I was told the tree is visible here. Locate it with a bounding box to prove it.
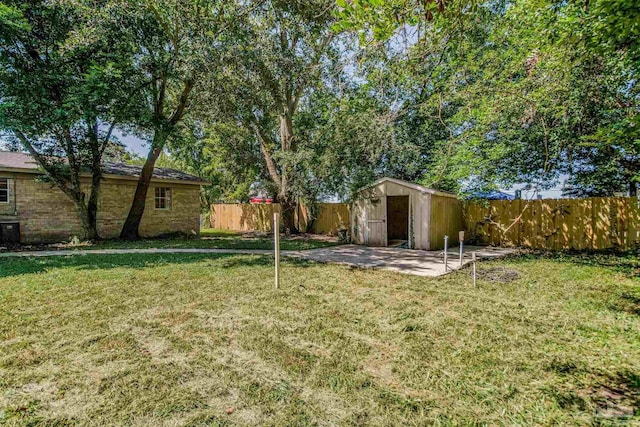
[428,0,640,197]
[158,120,263,207]
[212,0,337,232]
[334,0,470,41]
[117,0,252,240]
[0,1,138,239]
[334,0,639,198]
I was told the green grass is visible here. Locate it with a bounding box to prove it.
[15,229,339,252]
[0,252,639,425]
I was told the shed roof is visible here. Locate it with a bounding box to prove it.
[357,177,458,199]
[0,151,207,185]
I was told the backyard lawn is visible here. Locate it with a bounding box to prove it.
[1,229,338,252]
[0,252,638,425]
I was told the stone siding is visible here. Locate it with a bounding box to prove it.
[0,172,201,243]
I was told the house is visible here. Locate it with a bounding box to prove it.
[351,177,464,250]
[0,151,206,243]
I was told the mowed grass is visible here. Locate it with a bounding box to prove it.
[7,229,338,252]
[0,252,639,426]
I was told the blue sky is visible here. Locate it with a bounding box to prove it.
[115,130,148,157]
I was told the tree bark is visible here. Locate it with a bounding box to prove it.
[85,152,103,240]
[277,112,298,234]
[630,181,637,197]
[119,144,164,240]
[279,196,297,235]
[120,79,193,240]
[74,199,100,240]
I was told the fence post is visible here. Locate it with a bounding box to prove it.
[274,212,280,289]
[444,235,449,272]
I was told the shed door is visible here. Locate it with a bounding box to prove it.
[365,196,387,246]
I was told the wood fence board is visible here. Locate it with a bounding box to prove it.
[592,198,610,249]
[626,198,640,249]
[215,197,639,250]
[504,199,521,246]
[520,200,536,248]
[211,203,350,235]
[571,199,593,250]
[465,196,638,251]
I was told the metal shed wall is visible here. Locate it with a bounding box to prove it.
[351,179,434,250]
[428,194,464,250]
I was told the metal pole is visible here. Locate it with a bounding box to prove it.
[472,252,477,287]
[444,235,449,272]
[274,212,280,289]
[459,230,465,266]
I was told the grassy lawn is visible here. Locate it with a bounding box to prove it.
[4,229,338,252]
[0,252,639,426]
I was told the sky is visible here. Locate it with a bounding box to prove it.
[115,129,148,157]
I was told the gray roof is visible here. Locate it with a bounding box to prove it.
[0,151,38,170]
[0,151,207,184]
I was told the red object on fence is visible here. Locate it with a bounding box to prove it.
[250,197,273,204]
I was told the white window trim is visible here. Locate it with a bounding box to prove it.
[154,187,172,211]
[0,178,9,204]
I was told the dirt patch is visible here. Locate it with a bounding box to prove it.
[130,326,189,365]
[580,385,638,420]
[473,267,521,283]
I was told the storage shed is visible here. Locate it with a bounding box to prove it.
[351,177,464,250]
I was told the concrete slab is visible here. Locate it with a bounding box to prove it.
[287,245,517,277]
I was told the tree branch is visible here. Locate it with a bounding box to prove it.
[12,129,79,201]
[250,121,282,191]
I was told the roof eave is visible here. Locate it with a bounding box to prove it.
[0,166,207,186]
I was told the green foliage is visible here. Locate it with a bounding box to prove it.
[346,0,639,197]
[334,0,474,42]
[190,1,339,208]
[0,0,141,238]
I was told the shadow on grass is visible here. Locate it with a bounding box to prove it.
[0,252,315,279]
[508,250,640,276]
[544,362,640,417]
[218,255,313,269]
[486,251,640,317]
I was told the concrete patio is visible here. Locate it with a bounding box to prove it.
[289,244,518,277]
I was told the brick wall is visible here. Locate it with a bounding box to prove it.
[0,172,201,243]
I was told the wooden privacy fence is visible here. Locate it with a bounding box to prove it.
[465,197,640,250]
[211,203,351,235]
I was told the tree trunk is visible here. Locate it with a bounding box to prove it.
[75,201,100,241]
[85,154,103,240]
[279,196,298,235]
[120,145,163,240]
[277,112,299,234]
[630,181,637,197]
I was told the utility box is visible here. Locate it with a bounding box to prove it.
[0,222,20,244]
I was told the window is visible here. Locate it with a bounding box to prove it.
[154,187,171,210]
[0,179,8,203]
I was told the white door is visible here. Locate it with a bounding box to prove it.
[365,196,387,246]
